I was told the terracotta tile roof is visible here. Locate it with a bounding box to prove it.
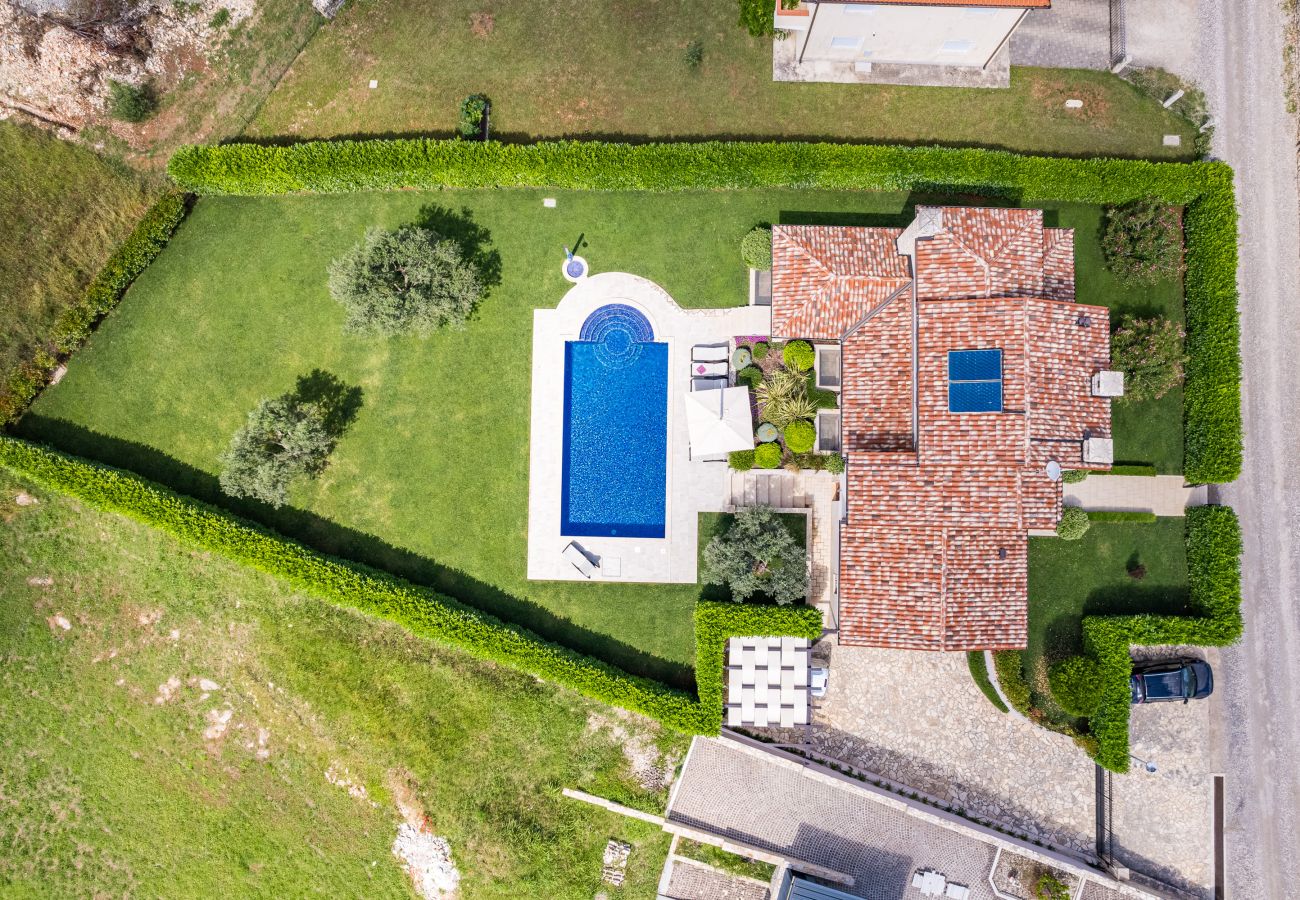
[770,226,911,341]
[802,206,1114,651]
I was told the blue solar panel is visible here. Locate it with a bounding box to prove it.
[948,349,1002,381]
[949,380,1003,412]
[948,348,1003,413]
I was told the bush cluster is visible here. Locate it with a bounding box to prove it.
[736,0,774,36]
[1083,505,1242,771]
[740,225,773,270]
[823,453,845,475]
[0,435,824,736]
[1,191,190,424]
[1060,469,1088,484]
[783,339,814,373]
[163,137,1239,483]
[754,442,782,469]
[108,80,157,122]
[1056,507,1091,540]
[1047,656,1103,717]
[728,449,755,471]
[782,419,815,453]
[736,365,764,389]
[458,94,489,139]
[1102,199,1185,284]
[1110,315,1188,403]
[751,341,769,361]
[992,651,1032,715]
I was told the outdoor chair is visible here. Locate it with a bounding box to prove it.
[945,884,971,900]
[691,343,729,363]
[562,541,598,578]
[691,361,727,378]
[691,376,727,392]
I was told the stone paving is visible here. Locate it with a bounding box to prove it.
[808,645,1215,897]
[1064,475,1209,517]
[1010,0,1117,69]
[661,858,770,900]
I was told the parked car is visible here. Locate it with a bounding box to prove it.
[810,666,829,699]
[1130,657,1214,704]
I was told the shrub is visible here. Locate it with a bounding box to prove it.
[162,137,1240,483]
[2,191,190,425]
[107,80,157,122]
[733,346,752,369]
[754,442,782,469]
[783,340,814,372]
[728,449,755,471]
[701,506,809,605]
[967,652,1009,713]
[824,453,845,475]
[1104,463,1159,476]
[992,651,1032,715]
[1048,656,1103,717]
[782,419,815,453]
[684,39,704,71]
[209,7,230,27]
[1056,507,1091,541]
[458,94,489,139]
[219,393,335,507]
[752,341,769,361]
[755,423,778,443]
[328,226,483,336]
[1111,315,1188,403]
[736,365,764,389]
[1061,469,1088,484]
[1103,199,1185,284]
[737,0,774,37]
[740,225,773,270]
[1036,873,1071,900]
[763,394,816,428]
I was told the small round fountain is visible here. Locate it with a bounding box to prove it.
[561,246,589,283]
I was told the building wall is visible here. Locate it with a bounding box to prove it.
[798,3,1023,68]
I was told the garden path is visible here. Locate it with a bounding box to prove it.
[1064,475,1208,517]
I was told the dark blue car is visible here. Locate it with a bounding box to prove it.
[1130,657,1214,704]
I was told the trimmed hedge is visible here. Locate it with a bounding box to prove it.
[1087,510,1158,523]
[2,191,190,424]
[1083,505,1242,771]
[165,138,1239,484]
[1100,464,1159,477]
[0,435,822,735]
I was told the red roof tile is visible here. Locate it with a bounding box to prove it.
[771,207,1115,651]
[771,226,912,341]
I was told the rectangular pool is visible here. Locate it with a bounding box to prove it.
[561,340,668,538]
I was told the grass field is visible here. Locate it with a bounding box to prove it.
[248,0,1196,159]
[0,470,679,898]
[1025,519,1189,723]
[0,122,156,380]
[18,189,1185,680]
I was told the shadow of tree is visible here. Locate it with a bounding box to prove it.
[415,204,503,289]
[290,368,364,440]
[15,416,695,688]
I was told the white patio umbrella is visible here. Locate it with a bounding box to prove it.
[684,386,755,458]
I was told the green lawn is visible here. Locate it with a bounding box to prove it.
[0,470,679,898]
[1025,519,1190,722]
[18,189,1183,680]
[0,121,156,380]
[248,0,1196,160]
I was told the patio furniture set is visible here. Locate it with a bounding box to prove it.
[912,869,970,898]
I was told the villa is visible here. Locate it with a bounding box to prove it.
[771,206,1119,650]
[527,205,1121,655]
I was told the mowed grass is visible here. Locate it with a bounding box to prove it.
[248,0,1196,159]
[0,121,155,377]
[0,471,680,898]
[19,190,1183,678]
[1025,519,1189,722]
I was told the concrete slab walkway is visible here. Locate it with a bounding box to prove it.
[1063,475,1209,516]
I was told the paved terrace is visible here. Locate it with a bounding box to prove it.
[527,272,769,584]
[1064,475,1208,517]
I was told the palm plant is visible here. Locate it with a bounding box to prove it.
[762,394,816,427]
[754,368,800,408]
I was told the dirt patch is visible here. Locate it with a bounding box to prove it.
[46,613,72,632]
[469,11,493,37]
[202,706,232,740]
[392,824,460,900]
[15,491,38,506]
[586,709,678,793]
[154,675,181,704]
[27,575,54,586]
[1029,78,1114,126]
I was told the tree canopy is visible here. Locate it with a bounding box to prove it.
[702,506,808,605]
[219,394,334,507]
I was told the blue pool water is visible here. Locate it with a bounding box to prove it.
[562,305,667,538]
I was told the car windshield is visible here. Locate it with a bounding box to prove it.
[1144,670,1185,700]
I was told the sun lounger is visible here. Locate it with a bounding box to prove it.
[691,376,727,392]
[690,361,728,377]
[692,344,729,363]
[562,541,598,578]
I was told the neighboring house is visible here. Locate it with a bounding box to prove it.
[773,0,1050,88]
[770,207,1121,650]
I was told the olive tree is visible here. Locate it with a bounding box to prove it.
[702,505,808,605]
[327,226,483,336]
[219,395,334,507]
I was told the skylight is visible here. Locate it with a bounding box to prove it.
[948,349,1003,413]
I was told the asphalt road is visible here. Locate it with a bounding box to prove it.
[1192,2,1300,898]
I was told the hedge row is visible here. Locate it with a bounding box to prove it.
[165,139,1241,483]
[1083,505,1243,771]
[0,435,821,734]
[1087,510,1158,523]
[1,191,190,424]
[1100,464,1159,477]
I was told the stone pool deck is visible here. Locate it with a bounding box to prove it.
[526,271,770,584]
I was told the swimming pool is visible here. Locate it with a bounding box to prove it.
[561,304,668,538]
